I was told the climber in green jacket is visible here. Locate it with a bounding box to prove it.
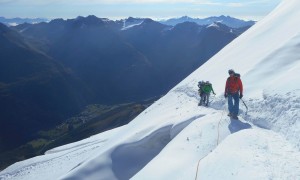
[199,81,216,106]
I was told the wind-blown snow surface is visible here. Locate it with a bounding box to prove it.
[1,0,300,179]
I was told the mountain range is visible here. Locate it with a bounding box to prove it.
[159,15,256,28]
[0,15,251,169]
[0,17,48,26]
[0,15,254,29]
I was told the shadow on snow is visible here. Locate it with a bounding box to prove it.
[110,115,204,180]
[228,119,252,134]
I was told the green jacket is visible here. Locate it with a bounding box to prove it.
[201,83,215,94]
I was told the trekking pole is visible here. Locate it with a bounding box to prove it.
[241,98,248,115]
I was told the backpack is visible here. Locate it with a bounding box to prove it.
[201,83,212,94]
[234,73,241,78]
[228,73,241,82]
[198,81,205,95]
[226,73,241,93]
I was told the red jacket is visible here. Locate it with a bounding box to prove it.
[225,76,243,95]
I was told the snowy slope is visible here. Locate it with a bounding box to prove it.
[1,0,300,179]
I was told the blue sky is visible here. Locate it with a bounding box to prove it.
[0,0,281,20]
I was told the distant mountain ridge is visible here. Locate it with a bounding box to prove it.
[0,17,48,26]
[0,15,254,28]
[159,15,256,28]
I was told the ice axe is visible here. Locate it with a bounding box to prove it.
[241,98,248,115]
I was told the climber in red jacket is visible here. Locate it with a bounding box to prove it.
[224,69,243,119]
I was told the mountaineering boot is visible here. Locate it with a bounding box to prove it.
[231,114,239,120]
[227,113,232,117]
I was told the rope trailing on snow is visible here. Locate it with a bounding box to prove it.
[217,105,227,145]
[195,156,204,180]
[195,104,228,180]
